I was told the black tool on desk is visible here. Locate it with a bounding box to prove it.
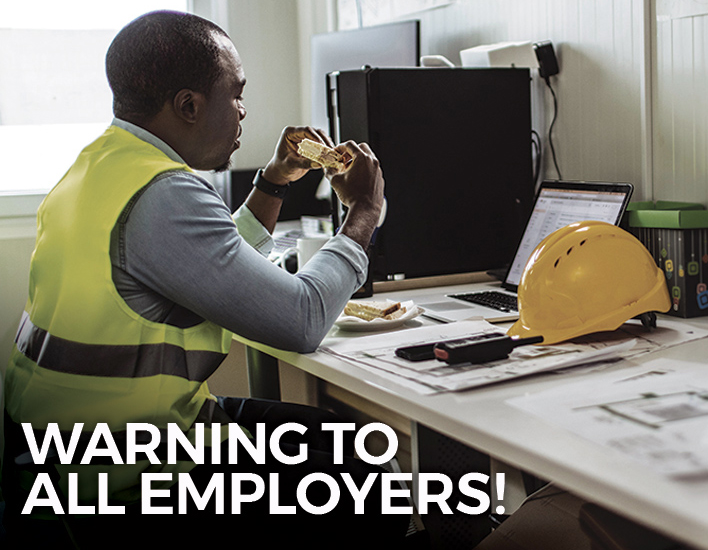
[395,342,440,362]
[395,331,509,362]
[433,334,544,365]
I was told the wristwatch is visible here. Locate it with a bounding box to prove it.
[253,169,290,198]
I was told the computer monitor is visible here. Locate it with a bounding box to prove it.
[328,67,535,281]
[310,20,420,131]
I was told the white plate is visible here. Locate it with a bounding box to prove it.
[334,300,424,332]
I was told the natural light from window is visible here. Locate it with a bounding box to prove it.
[0,0,189,196]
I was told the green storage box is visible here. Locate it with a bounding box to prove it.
[628,201,708,318]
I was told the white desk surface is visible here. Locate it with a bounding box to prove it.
[234,281,708,549]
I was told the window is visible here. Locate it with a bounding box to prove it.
[0,0,190,197]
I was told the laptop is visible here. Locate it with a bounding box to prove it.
[418,180,634,323]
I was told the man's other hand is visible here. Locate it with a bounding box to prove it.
[328,141,385,250]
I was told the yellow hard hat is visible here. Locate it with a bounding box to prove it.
[507,220,671,345]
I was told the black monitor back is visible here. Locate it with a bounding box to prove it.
[328,68,534,281]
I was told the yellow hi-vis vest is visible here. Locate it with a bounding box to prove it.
[4,125,233,502]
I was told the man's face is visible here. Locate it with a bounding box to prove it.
[194,34,247,172]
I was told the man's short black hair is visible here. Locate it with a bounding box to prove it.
[106,10,230,122]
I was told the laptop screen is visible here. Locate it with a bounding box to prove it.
[503,181,634,290]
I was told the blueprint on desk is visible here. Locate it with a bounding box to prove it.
[509,357,708,478]
[320,318,708,395]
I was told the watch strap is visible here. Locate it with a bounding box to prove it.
[253,169,289,198]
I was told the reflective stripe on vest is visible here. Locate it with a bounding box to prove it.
[4,127,234,501]
[15,311,226,380]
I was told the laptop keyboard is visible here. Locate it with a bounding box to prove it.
[449,291,518,313]
[272,230,303,253]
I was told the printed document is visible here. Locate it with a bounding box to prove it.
[509,358,708,478]
[320,318,707,394]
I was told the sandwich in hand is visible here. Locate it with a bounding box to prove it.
[343,300,406,321]
[298,138,346,172]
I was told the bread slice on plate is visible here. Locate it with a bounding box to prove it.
[343,300,406,321]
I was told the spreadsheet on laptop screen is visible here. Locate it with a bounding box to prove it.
[505,186,630,287]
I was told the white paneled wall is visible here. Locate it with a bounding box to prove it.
[333,0,707,205]
[654,9,708,203]
[355,0,651,197]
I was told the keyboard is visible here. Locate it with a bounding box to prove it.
[272,229,303,253]
[449,291,518,313]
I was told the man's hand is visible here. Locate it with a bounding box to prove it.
[262,126,335,185]
[327,141,385,250]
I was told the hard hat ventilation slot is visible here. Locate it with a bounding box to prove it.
[566,247,573,255]
[554,258,560,268]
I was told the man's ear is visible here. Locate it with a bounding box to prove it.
[173,88,205,123]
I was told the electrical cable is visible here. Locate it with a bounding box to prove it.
[544,76,562,180]
[531,129,542,188]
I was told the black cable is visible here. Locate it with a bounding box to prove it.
[544,76,562,180]
[531,129,542,187]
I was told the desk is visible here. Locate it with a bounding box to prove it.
[234,281,708,550]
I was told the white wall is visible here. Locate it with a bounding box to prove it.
[220,0,331,170]
[653,2,708,203]
[334,0,706,205]
[347,0,652,199]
